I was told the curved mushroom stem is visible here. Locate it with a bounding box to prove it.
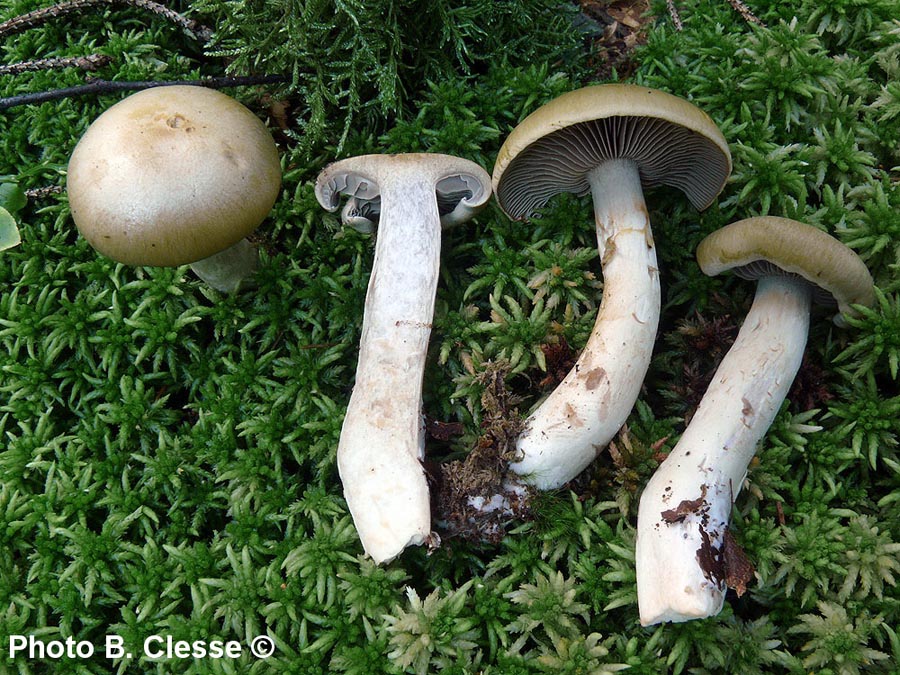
[636,274,811,625]
[511,158,660,489]
[189,237,258,293]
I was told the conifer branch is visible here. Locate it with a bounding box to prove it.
[727,0,765,27]
[0,0,213,43]
[0,53,112,76]
[23,185,64,200]
[666,0,684,31]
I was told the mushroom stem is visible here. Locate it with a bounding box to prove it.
[511,158,661,489]
[636,274,811,625]
[338,177,440,563]
[188,237,259,293]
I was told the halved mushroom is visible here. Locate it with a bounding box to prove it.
[315,153,492,563]
[492,84,731,489]
[67,85,282,293]
[635,216,875,625]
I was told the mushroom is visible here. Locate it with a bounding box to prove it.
[67,85,282,293]
[492,84,731,489]
[315,153,492,563]
[635,216,875,625]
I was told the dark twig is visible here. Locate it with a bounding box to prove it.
[24,185,64,200]
[0,74,289,110]
[666,0,683,31]
[727,0,765,27]
[0,0,213,43]
[666,0,764,30]
[0,53,112,76]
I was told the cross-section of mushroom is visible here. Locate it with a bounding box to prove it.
[635,216,875,625]
[492,84,731,489]
[315,153,492,563]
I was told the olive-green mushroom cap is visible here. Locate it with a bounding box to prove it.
[67,85,281,267]
[492,84,732,220]
[696,216,875,318]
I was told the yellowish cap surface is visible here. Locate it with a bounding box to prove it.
[697,216,875,317]
[68,85,281,266]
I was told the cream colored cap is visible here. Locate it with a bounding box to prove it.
[697,216,875,318]
[492,84,731,220]
[67,85,281,266]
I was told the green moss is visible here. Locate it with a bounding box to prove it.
[1,0,899,673]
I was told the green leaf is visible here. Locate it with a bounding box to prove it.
[0,207,21,251]
[0,183,27,214]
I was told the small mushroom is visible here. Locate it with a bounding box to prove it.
[635,216,875,625]
[315,153,492,563]
[67,85,282,293]
[492,84,731,489]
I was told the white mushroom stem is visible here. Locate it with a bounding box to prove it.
[337,173,442,564]
[636,274,812,625]
[511,158,660,489]
[189,238,259,293]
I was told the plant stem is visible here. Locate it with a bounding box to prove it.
[0,74,288,110]
[0,54,112,76]
[0,0,212,42]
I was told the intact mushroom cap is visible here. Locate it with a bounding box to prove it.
[492,84,732,220]
[696,216,876,318]
[67,85,281,267]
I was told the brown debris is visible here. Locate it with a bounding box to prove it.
[660,484,708,523]
[436,363,531,543]
[788,354,834,411]
[696,525,726,585]
[538,338,577,389]
[667,310,740,419]
[775,500,786,526]
[695,525,756,596]
[579,0,653,80]
[722,530,756,597]
[426,417,466,442]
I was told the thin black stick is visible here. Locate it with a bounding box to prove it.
[0,0,212,42]
[0,74,289,110]
[0,53,112,76]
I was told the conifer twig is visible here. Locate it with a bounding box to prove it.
[24,185,64,200]
[0,54,112,76]
[0,0,212,43]
[665,1,763,30]
[666,0,683,31]
[0,74,289,110]
[727,0,764,27]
